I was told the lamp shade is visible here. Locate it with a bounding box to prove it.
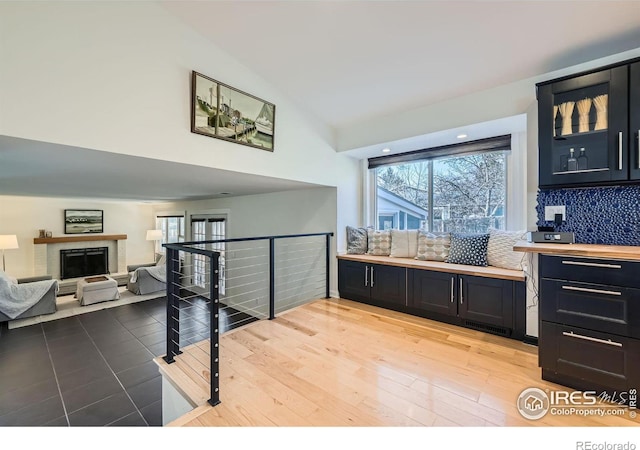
[146,229,163,241]
[0,235,18,250]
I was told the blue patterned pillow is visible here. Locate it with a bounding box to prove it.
[446,233,490,266]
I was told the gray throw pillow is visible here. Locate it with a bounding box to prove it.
[346,226,368,254]
[367,229,392,256]
[446,232,490,266]
[415,230,450,261]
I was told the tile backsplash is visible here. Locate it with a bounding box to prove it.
[536,185,640,245]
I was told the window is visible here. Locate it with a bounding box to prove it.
[155,215,185,253]
[374,146,507,233]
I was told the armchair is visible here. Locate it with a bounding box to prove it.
[126,255,166,295]
[0,273,58,322]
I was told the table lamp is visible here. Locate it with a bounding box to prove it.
[146,229,163,258]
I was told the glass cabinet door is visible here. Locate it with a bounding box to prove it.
[538,66,628,187]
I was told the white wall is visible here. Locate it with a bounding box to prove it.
[0,1,361,267]
[337,48,640,154]
[154,187,342,314]
[0,196,154,278]
[0,1,358,190]
[157,187,338,242]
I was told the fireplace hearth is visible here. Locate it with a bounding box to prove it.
[60,247,108,280]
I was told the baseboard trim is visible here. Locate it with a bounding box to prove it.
[523,335,539,346]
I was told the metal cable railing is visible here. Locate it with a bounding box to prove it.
[162,232,333,406]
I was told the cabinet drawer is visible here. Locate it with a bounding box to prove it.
[539,321,640,391]
[540,279,640,338]
[540,254,640,288]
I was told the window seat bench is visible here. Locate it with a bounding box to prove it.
[337,254,527,340]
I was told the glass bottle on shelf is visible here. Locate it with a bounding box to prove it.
[577,147,588,170]
[567,148,578,171]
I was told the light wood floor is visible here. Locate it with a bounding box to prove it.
[157,298,640,427]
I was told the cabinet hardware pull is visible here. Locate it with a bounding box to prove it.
[561,285,621,296]
[459,278,463,304]
[370,266,374,287]
[637,130,640,170]
[619,131,623,170]
[561,260,622,269]
[562,331,623,347]
[364,266,368,287]
[450,277,454,303]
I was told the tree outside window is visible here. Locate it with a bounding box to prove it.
[376,151,506,233]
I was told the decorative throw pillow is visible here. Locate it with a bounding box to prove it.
[367,229,392,256]
[487,228,527,270]
[157,253,167,266]
[346,226,368,254]
[390,229,418,258]
[415,231,451,262]
[446,233,490,266]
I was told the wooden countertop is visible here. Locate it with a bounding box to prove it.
[513,241,640,261]
[337,253,525,282]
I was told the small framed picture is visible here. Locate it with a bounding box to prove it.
[64,210,103,234]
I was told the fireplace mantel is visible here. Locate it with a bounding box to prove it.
[33,235,127,281]
[33,234,127,244]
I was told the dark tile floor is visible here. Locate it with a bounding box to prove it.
[0,296,258,427]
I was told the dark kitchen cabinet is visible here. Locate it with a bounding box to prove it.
[538,254,640,394]
[338,257,526,340]
[537,64,629,188]
[628,62,640,181]
[337,259,406,309]
[459,275,514,329]
[408,270,514,330]
[407,269,456,317]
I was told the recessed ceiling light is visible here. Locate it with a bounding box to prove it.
[457,134,467,139]
[218,192,232,195]
[382,148,391,153]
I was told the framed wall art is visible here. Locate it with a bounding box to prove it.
[191,71,275,152]
[64,209,104,234]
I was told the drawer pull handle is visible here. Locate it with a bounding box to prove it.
[561,260,622,269]
[562,331,623,348]
[364,266,368,287]
[459,278,463,304]
[561,285,621,296]
[370,266,374,288]
[619,131,624,170]
[450,277,454,303]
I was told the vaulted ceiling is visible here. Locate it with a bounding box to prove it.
[3,1,640,201]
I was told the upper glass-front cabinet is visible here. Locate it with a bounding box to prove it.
[537,65,629,188]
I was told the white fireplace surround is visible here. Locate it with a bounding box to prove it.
[34,238,126,280]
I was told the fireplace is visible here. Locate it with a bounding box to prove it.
[60,247,109,280]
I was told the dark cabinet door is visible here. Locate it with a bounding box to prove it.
[407,269,456,317]
[458,275,513,328]
[369,264,406,306]
[540,321,640,392]
[337,260,370,303]
[629,62,640,180]
[538,66,628,188]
